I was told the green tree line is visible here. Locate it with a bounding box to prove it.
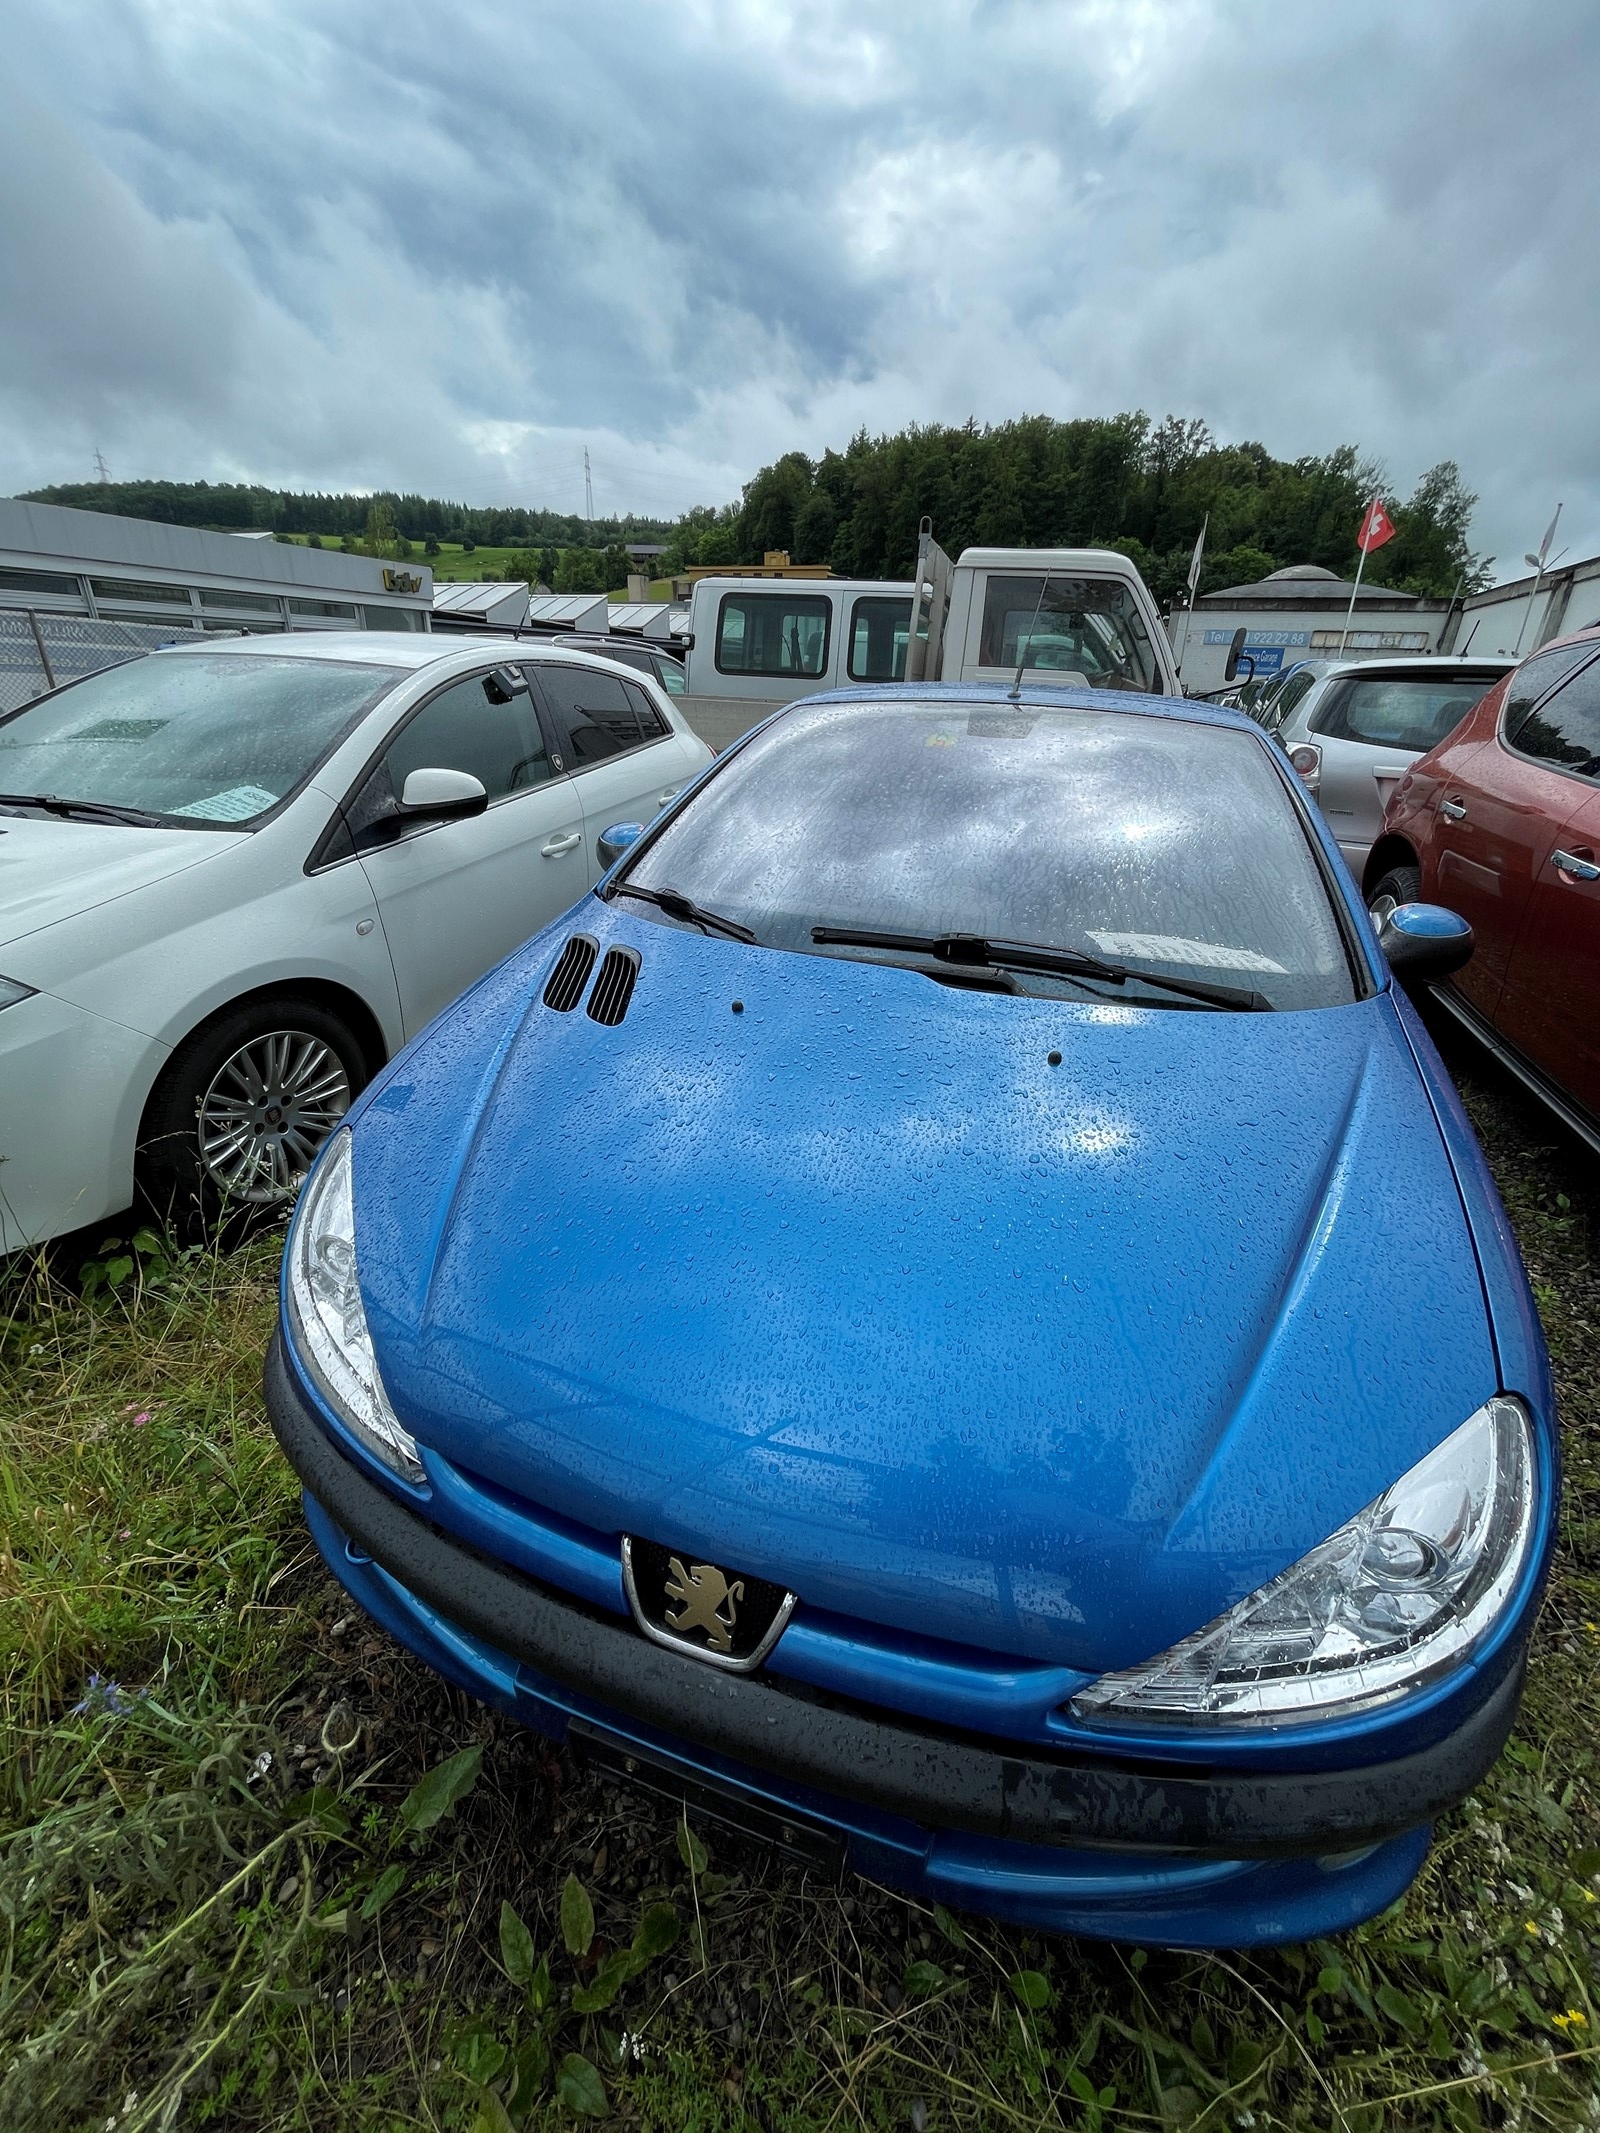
[662,414,1487,601]
[20,413,1487,602]
[282,503,635,595]
[18,479,672,554]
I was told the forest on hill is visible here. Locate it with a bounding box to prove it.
[665,415,1485,602]
[21,412,1485,603]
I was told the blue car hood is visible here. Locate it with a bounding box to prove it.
[352,910,1499,1672]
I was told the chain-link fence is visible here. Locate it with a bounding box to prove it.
[0,613,220,714]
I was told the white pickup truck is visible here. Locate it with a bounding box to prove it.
[674,528,1179,749]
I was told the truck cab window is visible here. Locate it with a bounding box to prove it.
[977,576,1158,694]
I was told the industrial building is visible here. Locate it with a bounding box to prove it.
[1170,552,1600,694]
[0,496,432,709]
[1169,564,1453,694]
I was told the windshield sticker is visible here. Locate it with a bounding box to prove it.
[1088,932,1287,975]
[170,784,279,822]
[69,719,169,741]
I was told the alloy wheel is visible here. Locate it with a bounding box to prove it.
[196,1030,352,1203]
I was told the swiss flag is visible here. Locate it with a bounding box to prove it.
[1357,496,1397,553]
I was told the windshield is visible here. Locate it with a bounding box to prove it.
[978,575,1159,692]
[620,699,1356,1011]
[0,652,403,826]
[1309,672,1501,753]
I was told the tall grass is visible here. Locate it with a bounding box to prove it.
[2,1046,1599,2130]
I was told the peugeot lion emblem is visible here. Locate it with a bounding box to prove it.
[665,1556,743,1652]
[622,1537,798,1673]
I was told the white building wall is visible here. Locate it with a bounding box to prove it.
[1167,606,1445,696]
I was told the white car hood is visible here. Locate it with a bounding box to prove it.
[0,815,243,956]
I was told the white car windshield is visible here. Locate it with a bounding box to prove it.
[0,652,403,826]
[619,698,1357,1012]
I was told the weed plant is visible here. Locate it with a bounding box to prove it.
[2,1033,1599,2131]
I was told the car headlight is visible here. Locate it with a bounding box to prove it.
[286,1129,424,1483]
[1071,1395,1536,1727]
[0,975,36,1011]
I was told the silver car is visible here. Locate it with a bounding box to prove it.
[1264,656,1513,874]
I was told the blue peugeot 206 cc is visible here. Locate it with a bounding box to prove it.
[265,682,1556,1947]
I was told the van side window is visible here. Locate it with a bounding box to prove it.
[848,596,912,681]
[715,594,831,678]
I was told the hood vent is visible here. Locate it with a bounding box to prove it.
[586,945,640,1026]
[543,934,598,1013]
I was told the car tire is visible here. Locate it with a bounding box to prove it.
[1367,865,1422,932]
[138,993,371,1233]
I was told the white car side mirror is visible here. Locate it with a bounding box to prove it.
[398,766,488,818]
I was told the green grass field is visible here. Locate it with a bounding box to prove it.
[3,1018,1599,2131]
[273,536,671,595]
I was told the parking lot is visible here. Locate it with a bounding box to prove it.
[3,1003,1595,2132]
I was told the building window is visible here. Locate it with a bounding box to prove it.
[1307,629,1429,653]
[90,578,193,606]
[361,605,421,632]
[0,564,83,602]
[200,588,283,612]
[288,598,359,619]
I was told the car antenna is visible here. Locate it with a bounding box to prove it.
[1010,574,1055,701]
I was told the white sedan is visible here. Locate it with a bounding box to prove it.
[0,632,713,1248]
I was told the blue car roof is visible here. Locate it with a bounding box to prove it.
[787,680,1259,735]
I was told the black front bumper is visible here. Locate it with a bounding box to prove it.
[265,1328,1525,1860]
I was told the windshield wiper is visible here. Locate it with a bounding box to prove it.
[810,927,1270,1011]
[0,791,167,827]
[615,883,758,943]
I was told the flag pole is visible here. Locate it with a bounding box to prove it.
[1175,593,1194,681]
[1338,513,1372,657]
[1175,513,1207,686]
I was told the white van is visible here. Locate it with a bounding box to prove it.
[676,538,1177,749]
[678,578,913,750]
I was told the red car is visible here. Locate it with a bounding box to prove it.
[1365,625,1600,1151]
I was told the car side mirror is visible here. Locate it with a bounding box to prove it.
[597,821,644,871]
[398,767,488,819]
[1223,627,1248,684]
[1377,902,1474,985]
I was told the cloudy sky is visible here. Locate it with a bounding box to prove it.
[2,0,1597,575]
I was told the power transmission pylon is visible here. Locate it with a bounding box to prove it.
[93,449,110,484]
[584,448,593,524]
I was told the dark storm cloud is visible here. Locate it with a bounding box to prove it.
[1,0,1596,569]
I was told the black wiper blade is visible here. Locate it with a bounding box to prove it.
[810,926,1269,1010]
[0,791,166,827]
[616,883,757,943]
[813,926,1122,980]
[1087,964,1271,1012]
